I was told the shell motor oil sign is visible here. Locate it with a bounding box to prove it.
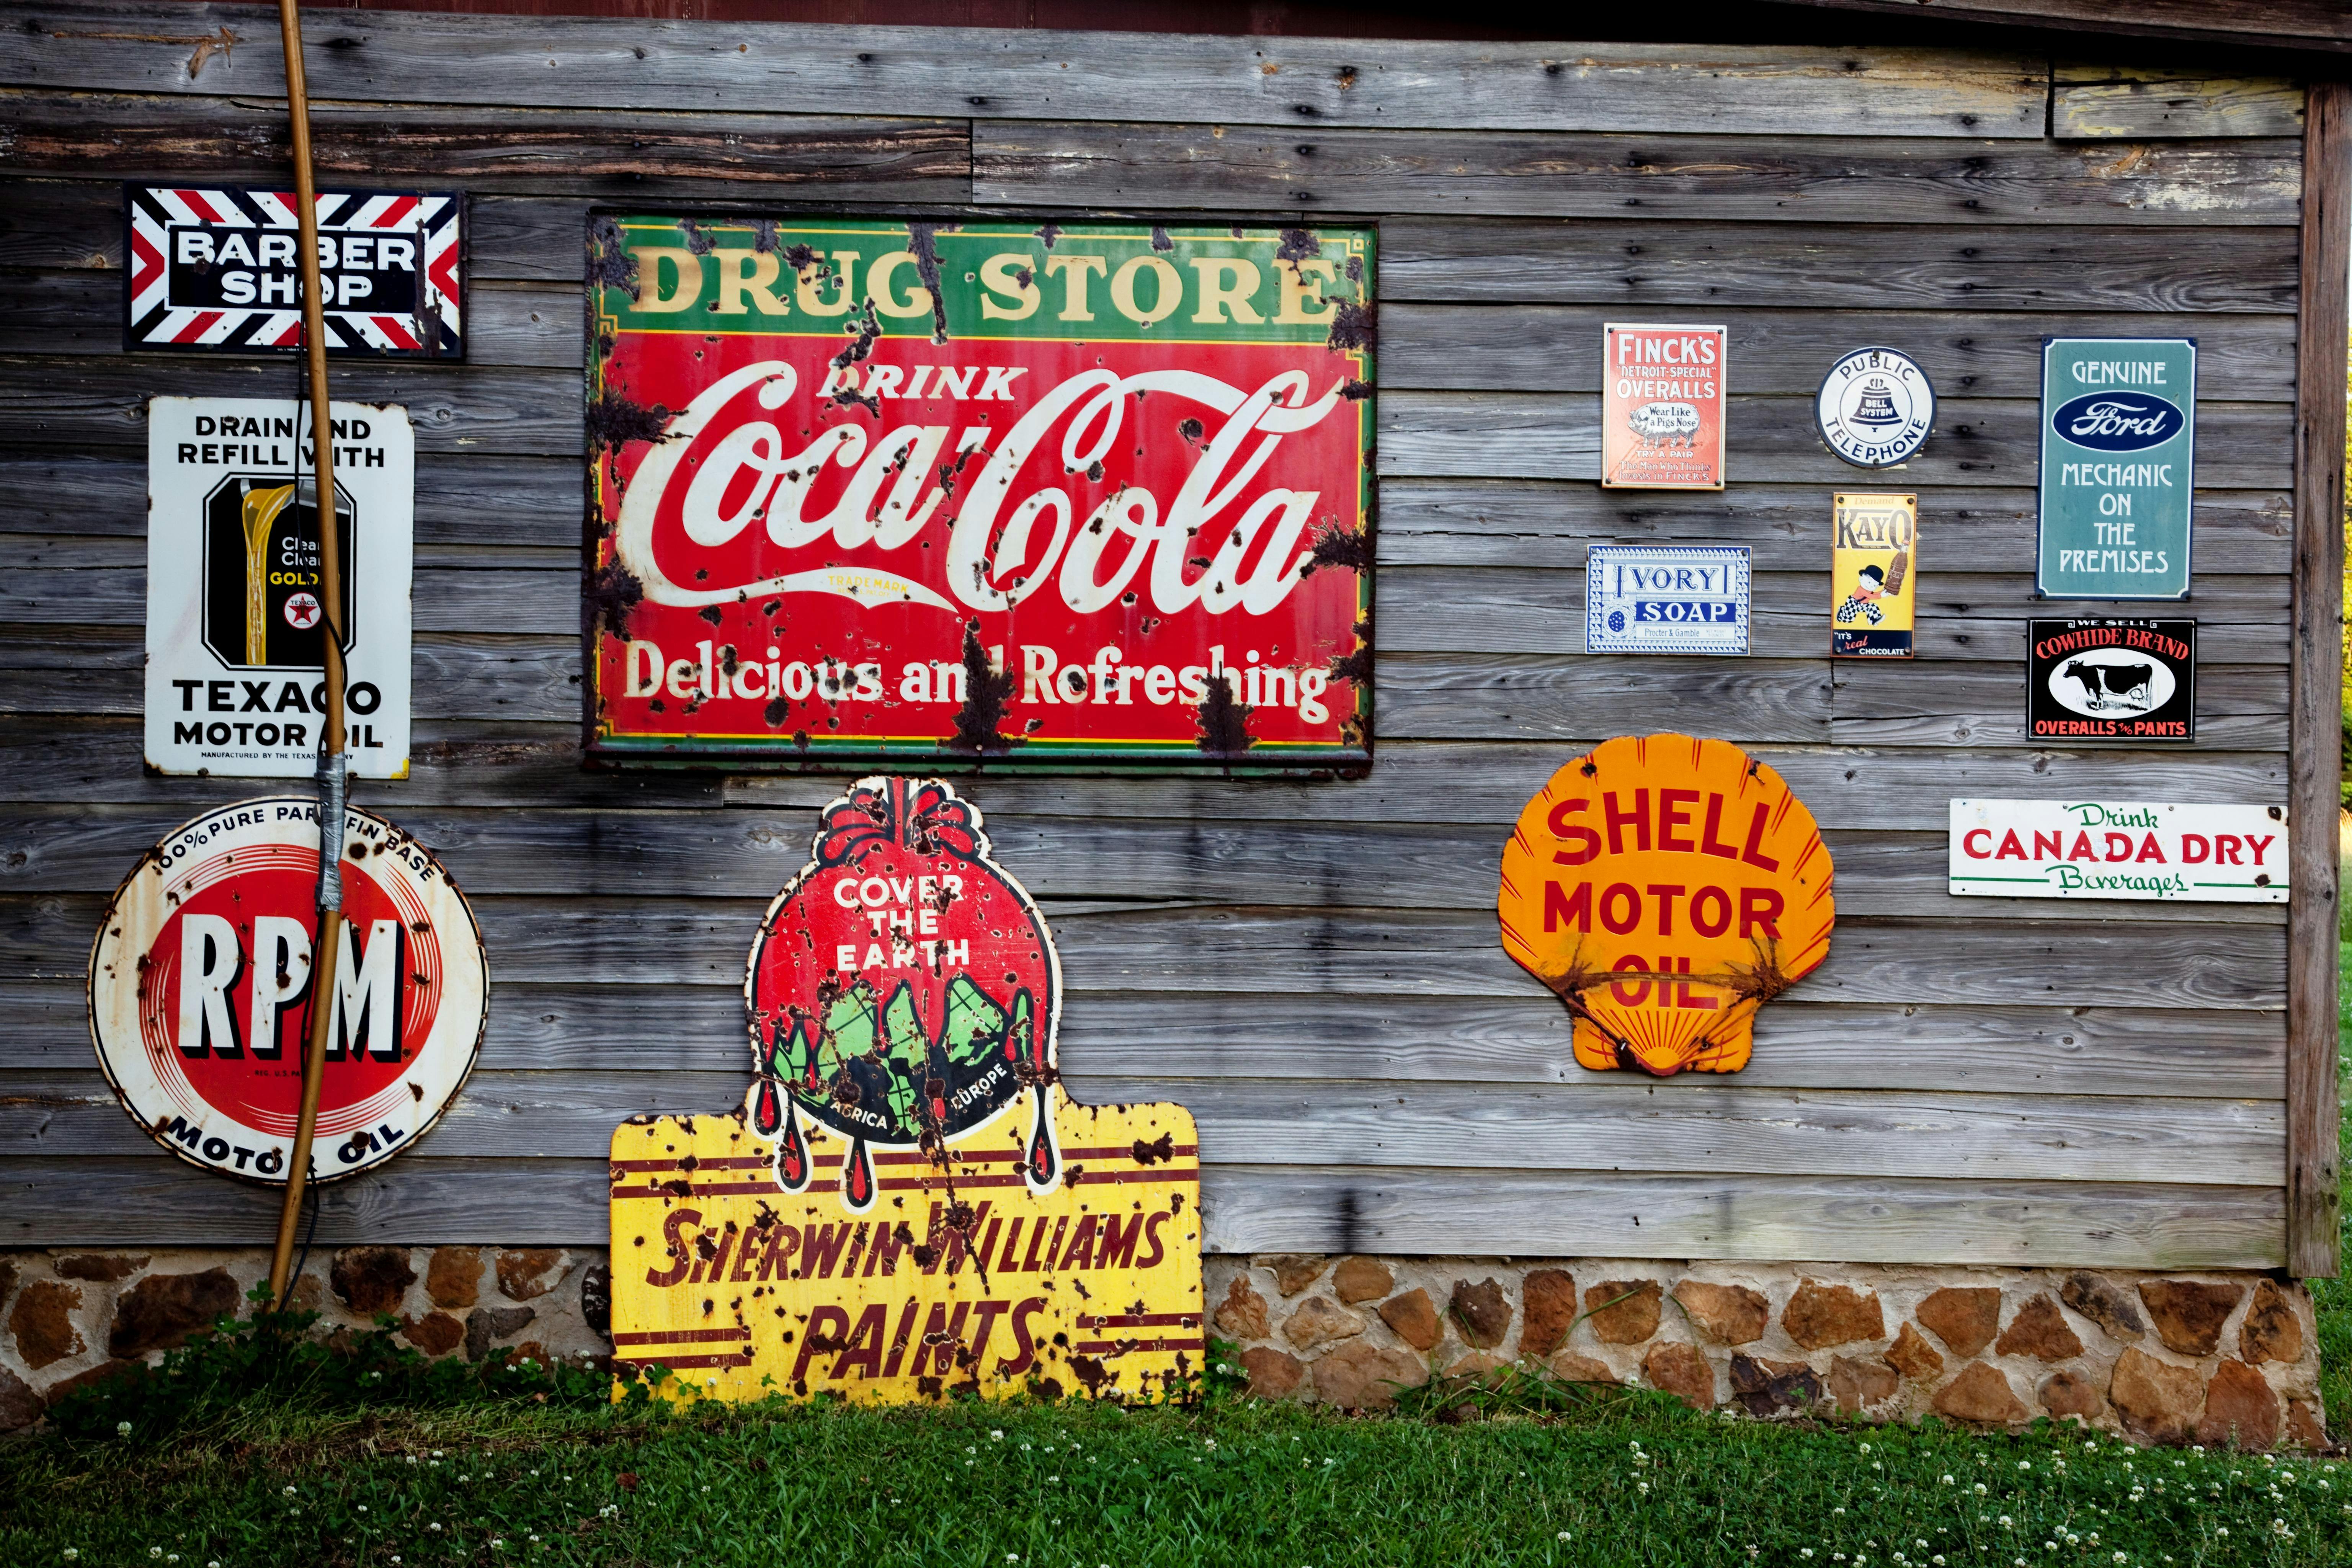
[609,777,1202,1405]
[584,216,1373,769]
[87,798,487,1184]
[1498,736,1834,1077]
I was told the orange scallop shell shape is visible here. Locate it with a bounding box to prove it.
[1498,734,1834,1077]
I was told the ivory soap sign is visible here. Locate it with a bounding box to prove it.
[2037,337,2195,599]
[1601,323,1726,489]
[583,216,1373,769]
[609,777,1202,1406]
[1498,735,1834,1078]
[145,397,413,778]
[1949,799,2285,902]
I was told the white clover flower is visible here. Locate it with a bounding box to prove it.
[429,1524,442,1534]
[2020,1461,2032,1471]
[1834,1508,1847,1517]
[991,1430,1004,1441]
[1974,1483,1988,1495]
[1942,1476,1955,1485]
[63,1553,79,1562]
[357,1506,368,1514]
[1557,1532,1571,1542]
[2214,1528,2228,1539]
[1860,1444,1872,1454]
[152,1552,163,1560]
[2113,1557,2126,1565]
[1802,1552,1814,1560]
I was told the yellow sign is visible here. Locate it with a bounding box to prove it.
[1498,735,1834,1076]
[608,777,1202,1405]
[1831,492,1917,658]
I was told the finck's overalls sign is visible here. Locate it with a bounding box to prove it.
[2036,338,2195,600]
[583,216,1374,768]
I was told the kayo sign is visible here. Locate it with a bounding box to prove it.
[583,216,1374,768]
[88,799,488,1184]
[1498,736,1835,1077]
[1949,799,2285,902]
[609,778,1202,1405]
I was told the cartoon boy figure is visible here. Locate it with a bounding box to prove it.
[1835,563,1886,626]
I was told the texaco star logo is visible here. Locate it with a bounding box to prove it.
[283,591,322,630]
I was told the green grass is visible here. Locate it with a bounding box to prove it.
[4,1392,2350,1567]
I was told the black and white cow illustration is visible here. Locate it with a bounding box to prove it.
[2063,659,2153,711]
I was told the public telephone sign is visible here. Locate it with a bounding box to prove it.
[2035,338,2195,599]
[582,215,1375,769]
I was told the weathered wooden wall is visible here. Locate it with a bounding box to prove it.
[0,1,2318,1267]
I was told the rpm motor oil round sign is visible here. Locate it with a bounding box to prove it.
[88,799,487,1184]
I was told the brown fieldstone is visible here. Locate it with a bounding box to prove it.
[2110,1345,2205,1444]
[1994,1295,2084,1362]
[1828,1355,1899,1415]
[1915,1287,2002,1358]
[55,1255,147,1283]
[1886,1323,1945,1381]
[1519,1269,1577,1357]
[330,1247,417,1317]
[1282,1296,1364,1352]
[1584,1279,1663,1345]
[496,1249,567,1302]
[1213,1275,1270,1341]
[287,1274,326,1315]
[2195,1359,2280,1450]
[1548,1350,1616,1384]
[1264,1255,1326,1297]
[2137,1279,2244,1357]
[1782,1281,1884,1350]
[42,1359,139,1406]
[465,1304,536,1362]
[109,1269,240,1359]
[401,1311,465,1357]
[2287,1398,2328,1450]
[580,1263,612,1339]
[1449,1278,1512,1349]
[426,1247,481,1310]
[0,1363,40,1432]
[1310,1342,1425,1410]
[1643,1341,1715,1410]
[1673,1280,1769,1346]
[2238,1279,2302,1364]
[2040,1370,2106,1423]
[10,1280,85,1370]
[2060,1272,2145,1342]
[1444,1350,1507,1388]
[510,1340,549,1369]
[1379,1289,1442,1352]
[1240,1346,1303,1400]
[1932,1362,2030,1426]
[1331,1257,1392,1305]
[1731,1353,1824,1416]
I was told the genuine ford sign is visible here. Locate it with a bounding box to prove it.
[2050,391,2185,452]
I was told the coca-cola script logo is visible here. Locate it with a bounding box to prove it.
[2051,392,2185,452]
[615,358,1348,619]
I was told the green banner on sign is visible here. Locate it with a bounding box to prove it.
[2035,337,2195,599]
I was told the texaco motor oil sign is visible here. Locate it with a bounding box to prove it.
[88,799,488,1183]
[609,777,1202,1404]
[583,216,1373,768]
[145,397,413,778]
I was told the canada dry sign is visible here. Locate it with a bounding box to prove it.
[582,216,1375,770]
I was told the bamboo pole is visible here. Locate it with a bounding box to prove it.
[267,0,349,1311]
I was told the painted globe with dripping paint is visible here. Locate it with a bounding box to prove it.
[1498,734,1834,1077]
[745,777,1061,1210]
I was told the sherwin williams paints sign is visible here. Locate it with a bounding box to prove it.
[2036,338,2195,599]
[1497,736,1834,1078]
[609,779,1201,1405]
[1949,799,2285,903]
[583,216,1374,769]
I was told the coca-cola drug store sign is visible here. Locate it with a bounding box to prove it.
[585,217,1375,768]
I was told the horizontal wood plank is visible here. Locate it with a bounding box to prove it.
[2053,69,2306,140]
[1379,393,2291,488]
[1,1067,2282,1186]
[1379,480,2293,576]
[0,1155,2283,1264]
[1380,216,2300,313]
[0,90,972,197]
[1829,660,2290,748]
[0,979,2286,1098]
[0,4,2051,137]
[975,123,2302,226]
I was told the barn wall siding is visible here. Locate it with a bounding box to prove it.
[0,0,2311,1268]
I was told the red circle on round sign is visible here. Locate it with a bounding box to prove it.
[283,591,322,630]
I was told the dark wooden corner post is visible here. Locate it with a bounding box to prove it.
[2290,82,2350,1279]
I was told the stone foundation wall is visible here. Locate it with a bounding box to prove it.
[1206,1256,2330,1450]
[0,1246,615,1432]
[1,1246,2328,1451]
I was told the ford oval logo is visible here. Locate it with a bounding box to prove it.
[2051,391,2184,452]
